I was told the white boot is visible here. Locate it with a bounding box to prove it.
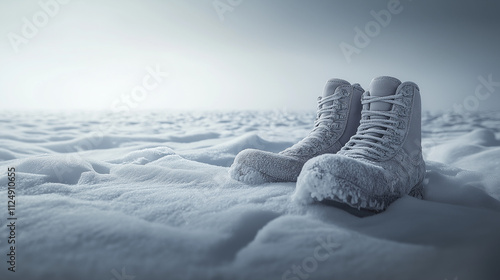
[295,76,425,211]
[229,79,364,184]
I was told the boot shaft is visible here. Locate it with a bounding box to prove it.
[399,82,422,162]
[340,76,422,162]
[282,80,364,159]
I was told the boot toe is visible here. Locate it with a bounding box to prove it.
[229,149,304,184]
[229,149,275,184]
[295,154,389,210]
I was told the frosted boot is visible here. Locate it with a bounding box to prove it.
[229,78,364,184]
[295,76,425,211]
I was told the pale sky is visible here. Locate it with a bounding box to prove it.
[0,0,499,112]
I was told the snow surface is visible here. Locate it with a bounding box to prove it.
[1,110,500,280]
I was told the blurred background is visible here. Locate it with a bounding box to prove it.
[0,0,499,112]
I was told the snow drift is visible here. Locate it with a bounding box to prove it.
[0,110,499,280]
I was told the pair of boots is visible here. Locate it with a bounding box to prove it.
[229,76,425,211]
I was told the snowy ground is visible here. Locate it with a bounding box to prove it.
[1,110,499,280]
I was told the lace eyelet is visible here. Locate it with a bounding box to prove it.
[402,88,412,97]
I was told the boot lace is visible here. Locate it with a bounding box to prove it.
[343,93,404,159]
[280,92,346,158]
[309,93,345,141]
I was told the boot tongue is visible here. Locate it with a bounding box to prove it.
[323,78,350,98]
[368,76,401,111]
[312,78,350,134]
[364,76,401,144]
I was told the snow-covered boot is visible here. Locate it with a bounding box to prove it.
[295,76,425,211]
[229,78,364,184]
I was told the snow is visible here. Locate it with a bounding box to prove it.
[1,110,499,280]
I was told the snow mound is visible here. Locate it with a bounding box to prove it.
[109,146,176,164]
[16,155,97,184]
[180,132,291,167]
[0,111,499,280]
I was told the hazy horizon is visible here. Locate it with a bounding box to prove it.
[1,0,499,113]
